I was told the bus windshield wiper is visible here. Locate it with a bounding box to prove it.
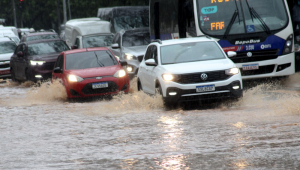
[245,0,271,34]
[223,0,240,39]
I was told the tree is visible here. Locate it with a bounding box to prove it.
[0,0,149,32]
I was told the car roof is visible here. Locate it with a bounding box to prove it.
[63,47,110,55]
[24,32,58,37]
[24,38,64,45]
[0,37,13,42]
[152,37,216,46]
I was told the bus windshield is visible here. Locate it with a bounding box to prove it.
[114,15,149,33]
[197,0,288,36]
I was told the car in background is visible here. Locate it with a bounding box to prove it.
[137,37,243,106]
[20,31,60,43]
[110,27,150,79]
[0,29,20,44]
[0,37,17,79]
[52,47,129,99]
[10,39,70,82]
[65,18,114,49]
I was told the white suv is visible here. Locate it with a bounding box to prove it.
[137,37,243,106]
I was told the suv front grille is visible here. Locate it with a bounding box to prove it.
[0,64,9,69]
[174,70,231,84]
[230,49,279,63]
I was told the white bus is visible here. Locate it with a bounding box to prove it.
[149,0,295,79]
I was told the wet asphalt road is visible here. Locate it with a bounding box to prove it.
[1,75,300,170]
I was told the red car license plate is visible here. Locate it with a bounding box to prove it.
[92,82,108,89]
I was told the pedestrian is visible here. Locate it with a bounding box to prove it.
[292,0,300,37]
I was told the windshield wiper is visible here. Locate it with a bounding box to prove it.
[106,51,118,65]
[94,52,104,67]
[245,0,271,34]
[223,0,240,39]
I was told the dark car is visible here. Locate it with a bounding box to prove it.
[10,39,70,82]
[20,31,60,43]
[52,47,129,98]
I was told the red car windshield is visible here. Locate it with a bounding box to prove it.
[65,51,118,70]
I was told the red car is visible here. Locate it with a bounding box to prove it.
[52,47,130,98]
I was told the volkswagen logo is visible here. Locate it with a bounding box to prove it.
[200,73,208,81]
[247,52,253,57]
[95,77,102,80]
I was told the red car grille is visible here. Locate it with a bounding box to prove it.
[81,81,119,95]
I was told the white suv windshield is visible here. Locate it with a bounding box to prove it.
[0,41,17,54]
[161,41,225,64]
[197,0,288,35]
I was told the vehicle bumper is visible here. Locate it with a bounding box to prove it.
[125,60,140,78]
[29,62,56,81]
[236,53,295,80]
[160,75,243,103]
[0,61,11,79]
[65,76,130,98]
[0,69,11,79]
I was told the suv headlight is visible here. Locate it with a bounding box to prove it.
[67,75,84,82]
[225,67,239,75]
[162,74,174,81]
[114,69,126,78]
[30,60,45,65]
[124,53,134,60]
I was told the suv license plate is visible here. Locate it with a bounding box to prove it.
[242,64,259,70]
[92,82,108,89]
[196,85,215,92]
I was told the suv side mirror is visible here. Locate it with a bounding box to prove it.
[53,67,63,73]
[227,51,237,58]
[111,43,119,49]
[71,45,78,50]
[145,59,157,66]
[119,60,127,66]
[17,51,23,57]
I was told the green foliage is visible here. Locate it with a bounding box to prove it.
[0,0,149,32]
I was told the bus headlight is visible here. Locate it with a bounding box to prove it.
[283,34,293,55]
[225,67,239,75]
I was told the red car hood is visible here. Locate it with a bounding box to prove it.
[66,65,121,78]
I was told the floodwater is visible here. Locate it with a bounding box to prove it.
[1,74,300,170]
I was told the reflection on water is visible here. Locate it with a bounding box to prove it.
[231,159,250,170]
[232,122,245,129]
[158,116,190,169]
[159,154,189,170]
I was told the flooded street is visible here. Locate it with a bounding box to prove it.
[1,75,300,170]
